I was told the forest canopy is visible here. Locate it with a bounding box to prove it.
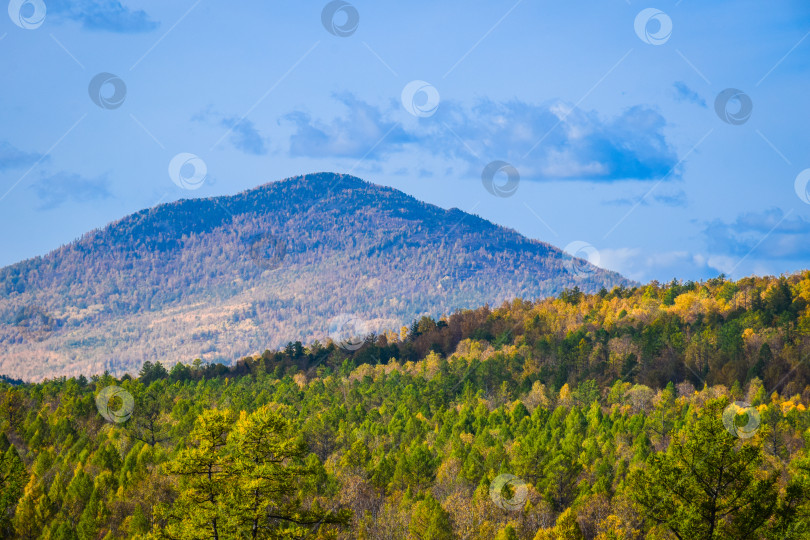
[2,272,810,538]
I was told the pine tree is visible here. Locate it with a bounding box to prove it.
[13,478,52,539]
[157,407,348,539]
[0,442,26,536]
[226,405,348,538]
[628,398,781,538]
[534,507,585,539]
[495,524,520,540]
[408,495,453,539]
[77,489,102,539]
[158,409,232,539]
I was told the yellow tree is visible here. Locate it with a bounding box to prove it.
[158,409,232,539]
[533,508,584,539]
[226,405,348,537]
[156,407,348,539]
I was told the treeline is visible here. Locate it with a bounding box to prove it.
[142,271,810,397]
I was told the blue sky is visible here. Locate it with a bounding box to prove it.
[1,0,809,283]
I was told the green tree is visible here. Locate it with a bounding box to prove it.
[158,407,347,539]
[13,478,52,540]
[0,442,26,536]
[495,524,520,540]
[227,405,348,538]
[64,465,94,524]
[128,504,150,535]
[130,385,170,446]
[139,361,169,385]
[534,507,585,539]
[77,489,104,540]
[158,409,232,539]
[629,398,781,539]
[409,495,453,540]
[169,362,192,383]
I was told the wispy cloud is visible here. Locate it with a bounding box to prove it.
[673,81,706,108]
[0,141,44,171]
[285,93,412,159]
[193,109,268,156]
[49,0,158,33]
[283,94,679,183]
[31,172,112,209]
[219,117,267,156]
[606,189,687,207]
[704,208,810,260]
[434,100,679,182]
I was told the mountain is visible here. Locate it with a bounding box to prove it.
[0,172,630,380]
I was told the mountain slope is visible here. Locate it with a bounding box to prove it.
[0,172,630,380]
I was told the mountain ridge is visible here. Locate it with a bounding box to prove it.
[0,172,631,381]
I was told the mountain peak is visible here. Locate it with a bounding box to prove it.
[0,173,631,381]
[250,171,369,193]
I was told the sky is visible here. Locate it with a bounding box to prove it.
[1,0,809,283]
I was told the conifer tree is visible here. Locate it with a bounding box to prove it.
[629,398,781,538]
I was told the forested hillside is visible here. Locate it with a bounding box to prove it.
[0,173,628,381]
[2,272,810,538]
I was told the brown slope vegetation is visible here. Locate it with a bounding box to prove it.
[0,172,630,380]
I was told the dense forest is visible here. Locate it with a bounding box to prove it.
[0,173,628,381]
[2,272,810,538]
